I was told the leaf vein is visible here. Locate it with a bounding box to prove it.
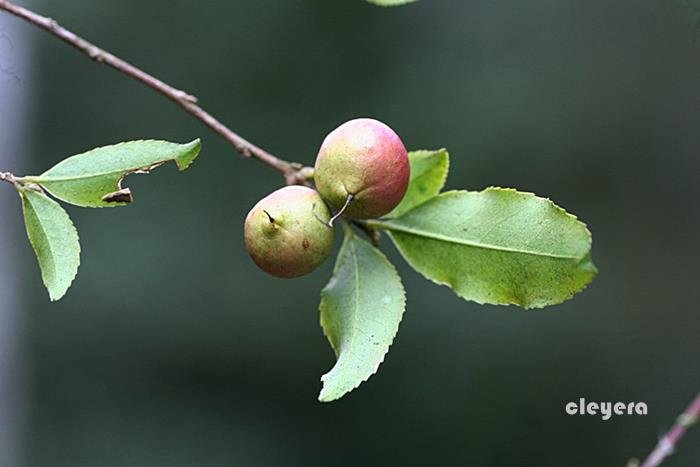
[380,222,582,260]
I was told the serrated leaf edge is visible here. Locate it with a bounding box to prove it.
[32,139,201,181]
[318,224,407,402]
[25,139,201,208]
[379,187,597,310]
[19,187,81,301]
[387,229,596,310]
[379,189,592,259]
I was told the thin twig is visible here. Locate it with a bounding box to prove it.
[0,0,310,184]
[634,392,700,467]
[0,172,16,185]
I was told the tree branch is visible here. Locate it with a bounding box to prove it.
[0,0,311,185]
[0,172,16,185]
[630,391,700,467]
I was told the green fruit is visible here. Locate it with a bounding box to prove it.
[244,186,334,278]
[314,118,410,219]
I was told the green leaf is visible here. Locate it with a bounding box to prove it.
[367,0,419,6]
[19,187,81,301]
[25,139,201,208]
[387,149,449,218]
[370,187,596,309]
[319,223,406,402]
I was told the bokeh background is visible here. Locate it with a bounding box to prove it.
[1,1,699,466]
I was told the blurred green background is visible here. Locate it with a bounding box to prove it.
[1,0,699,465]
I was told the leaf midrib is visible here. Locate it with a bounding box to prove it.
[345,236,361,359]
[29,157,181,183]
[374,220,583,260]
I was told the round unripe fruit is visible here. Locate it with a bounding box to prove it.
[314,118,410,219]
[244,186,334,278]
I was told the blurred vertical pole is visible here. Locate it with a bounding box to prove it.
[0,5,32,466]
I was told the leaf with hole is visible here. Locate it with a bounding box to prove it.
[370,187,596,309]
[386,149,449,218]
[25,139,201,207]
[19,187,81,301]
[319,223,406,402]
